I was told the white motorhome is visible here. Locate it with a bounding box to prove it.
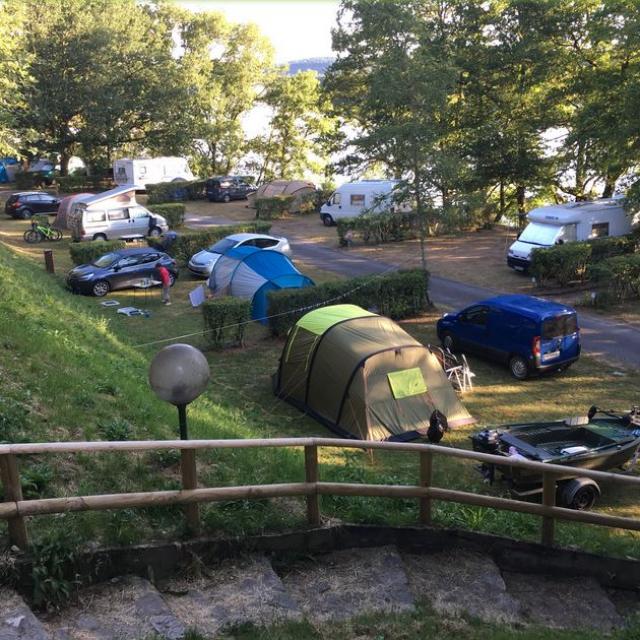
[68,185,168,242]
[113,157,194,188]
[507,196,638,271]
[319,180,406,226]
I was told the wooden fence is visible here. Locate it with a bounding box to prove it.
[1,437,640,550]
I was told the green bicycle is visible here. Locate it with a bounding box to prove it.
[23,218,63,244]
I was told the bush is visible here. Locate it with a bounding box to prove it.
[147,203,185,229]
[55,174,114,193]
[590,253,640,301]
[146,179,207,204]
[337,211,419,245]
[530,243,592,287]
[147,222,272,264]
[267,269,429,337]
[202,297,251,348]
[586,234,637,261]
[255,195,294,219]
[14,173,44,189]
[69,240,126,265]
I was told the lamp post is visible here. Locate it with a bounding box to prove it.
[148,344,210,534]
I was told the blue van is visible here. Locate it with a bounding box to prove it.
[436,295,580,379]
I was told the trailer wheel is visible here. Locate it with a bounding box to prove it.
[558,478,600,511]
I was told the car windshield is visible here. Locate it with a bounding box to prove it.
[542,313,578,339]
[207,238,237,254]
[518,222,562,246]
[92,252,119,268]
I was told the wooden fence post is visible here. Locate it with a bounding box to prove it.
[305,445,321,526]
[419,451,433,525]
[541,471,556,546]
[0,454,29,549]
[180,449,200,534]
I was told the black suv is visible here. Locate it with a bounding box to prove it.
[5,192,60,219]
[206,177,256,203]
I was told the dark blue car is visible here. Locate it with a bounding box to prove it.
[436,295,580,380]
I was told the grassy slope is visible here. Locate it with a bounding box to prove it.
[0,237,639,558]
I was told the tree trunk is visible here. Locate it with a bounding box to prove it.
[413,146,432,307]
[516,183,526,229]
[494,179,505,223]
[602,173,618,198]
[60,150,70,176]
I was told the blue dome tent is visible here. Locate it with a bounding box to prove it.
[208,247,314,322]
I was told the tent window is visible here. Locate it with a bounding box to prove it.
[387,368,427,400]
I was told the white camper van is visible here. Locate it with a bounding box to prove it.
[319,180,404,226]
[507,196,638,271]
[113,157,194,188]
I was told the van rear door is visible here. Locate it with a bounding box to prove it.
[539,313,580,365]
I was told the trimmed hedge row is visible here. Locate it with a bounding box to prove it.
[336,212,419,245]
[590,254,640,301]
[14,173,46,189]
[202,297,251,348]
[586,234,638,261]
[147,203,185,229]
[69,240,126,265]
[147,222,272,264]
[267,269,429,337]
[255,196,294,219]
[55,175,114,193]
[146,180,207,204]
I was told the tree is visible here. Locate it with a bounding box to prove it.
[254,70,338,182]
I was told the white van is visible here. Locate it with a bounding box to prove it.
[113,157,194,188]
[68,185,168,242]
[507,196,638,271]
[319,180,405,226]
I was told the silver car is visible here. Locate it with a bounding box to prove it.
[187,232,292,277]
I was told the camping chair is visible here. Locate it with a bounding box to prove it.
[460,354,476,391]
[429,345,466,392]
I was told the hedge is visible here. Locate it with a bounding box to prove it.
[55,174,114,193]
[586,234,637,261]
[336,211,419,245]
[147,203,185,229]
[14,173,45,189]
[146,179,207,204]
[69,240,126,265]
[255,196,294,219]
[530,243,591,287]
[147,222,272,264]
[590,254,640,302]
[267,269,429,337]
[202,297,251,348]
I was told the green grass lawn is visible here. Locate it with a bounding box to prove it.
[0,218,639,560]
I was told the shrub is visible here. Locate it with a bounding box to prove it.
[14,172,44,189]
[337,211,419,245]
[267,269,429,337]
[255,195,294,219]
[55,174,114,193]
[146,179,207,204]
[530,243,592,287]
[202,297,251,348]
[586,234,637,261]
[590,254,640,301]
[98,417,133,441]
[69,240,126,265]
[147,222,272,264]
[147,203,185,228]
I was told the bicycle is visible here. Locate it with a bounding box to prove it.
[23,218,63,244]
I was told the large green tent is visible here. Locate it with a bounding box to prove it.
[274,304,475,441]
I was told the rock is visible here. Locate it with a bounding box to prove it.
[0,588,50,640]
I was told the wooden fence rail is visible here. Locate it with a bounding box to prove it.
[1,437,639,550]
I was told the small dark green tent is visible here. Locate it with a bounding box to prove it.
[274,304,474,441]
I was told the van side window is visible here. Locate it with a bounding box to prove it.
[332,193,341,206]
[350,194,365,207]
[128,206,149,219]
[462,306,488,326]
[591,222,609,238]
[86,210,106,223]
[108,208,129,221]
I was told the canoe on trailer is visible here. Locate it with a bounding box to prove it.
[471,406,640,510]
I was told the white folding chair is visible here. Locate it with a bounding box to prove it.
[460,354,476,391]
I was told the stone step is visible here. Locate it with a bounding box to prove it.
[278,545,415,624]
[39,576,184,640]
[402,550,521,625]
[161,554,302,636]
[503,571,623,633]
[0,588,50,640]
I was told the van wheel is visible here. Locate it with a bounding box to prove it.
[92,280,110,297]
[509,355,529,380]
[223,194,231,203]
[149,226,162,238]
[322,214,334,227]
[441,333,456,352]
[93,233,107,241]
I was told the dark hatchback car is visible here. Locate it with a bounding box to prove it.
[67,248,178,297]
[436,295,580,380]
[5,192,60,219]
[206,177,256,203]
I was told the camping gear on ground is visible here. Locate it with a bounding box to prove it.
[249,180,316,214]
[207,246,314,323]
[471,406,640,510]
[274,304,475,441]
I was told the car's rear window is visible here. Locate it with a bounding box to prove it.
[542,313,577,339]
